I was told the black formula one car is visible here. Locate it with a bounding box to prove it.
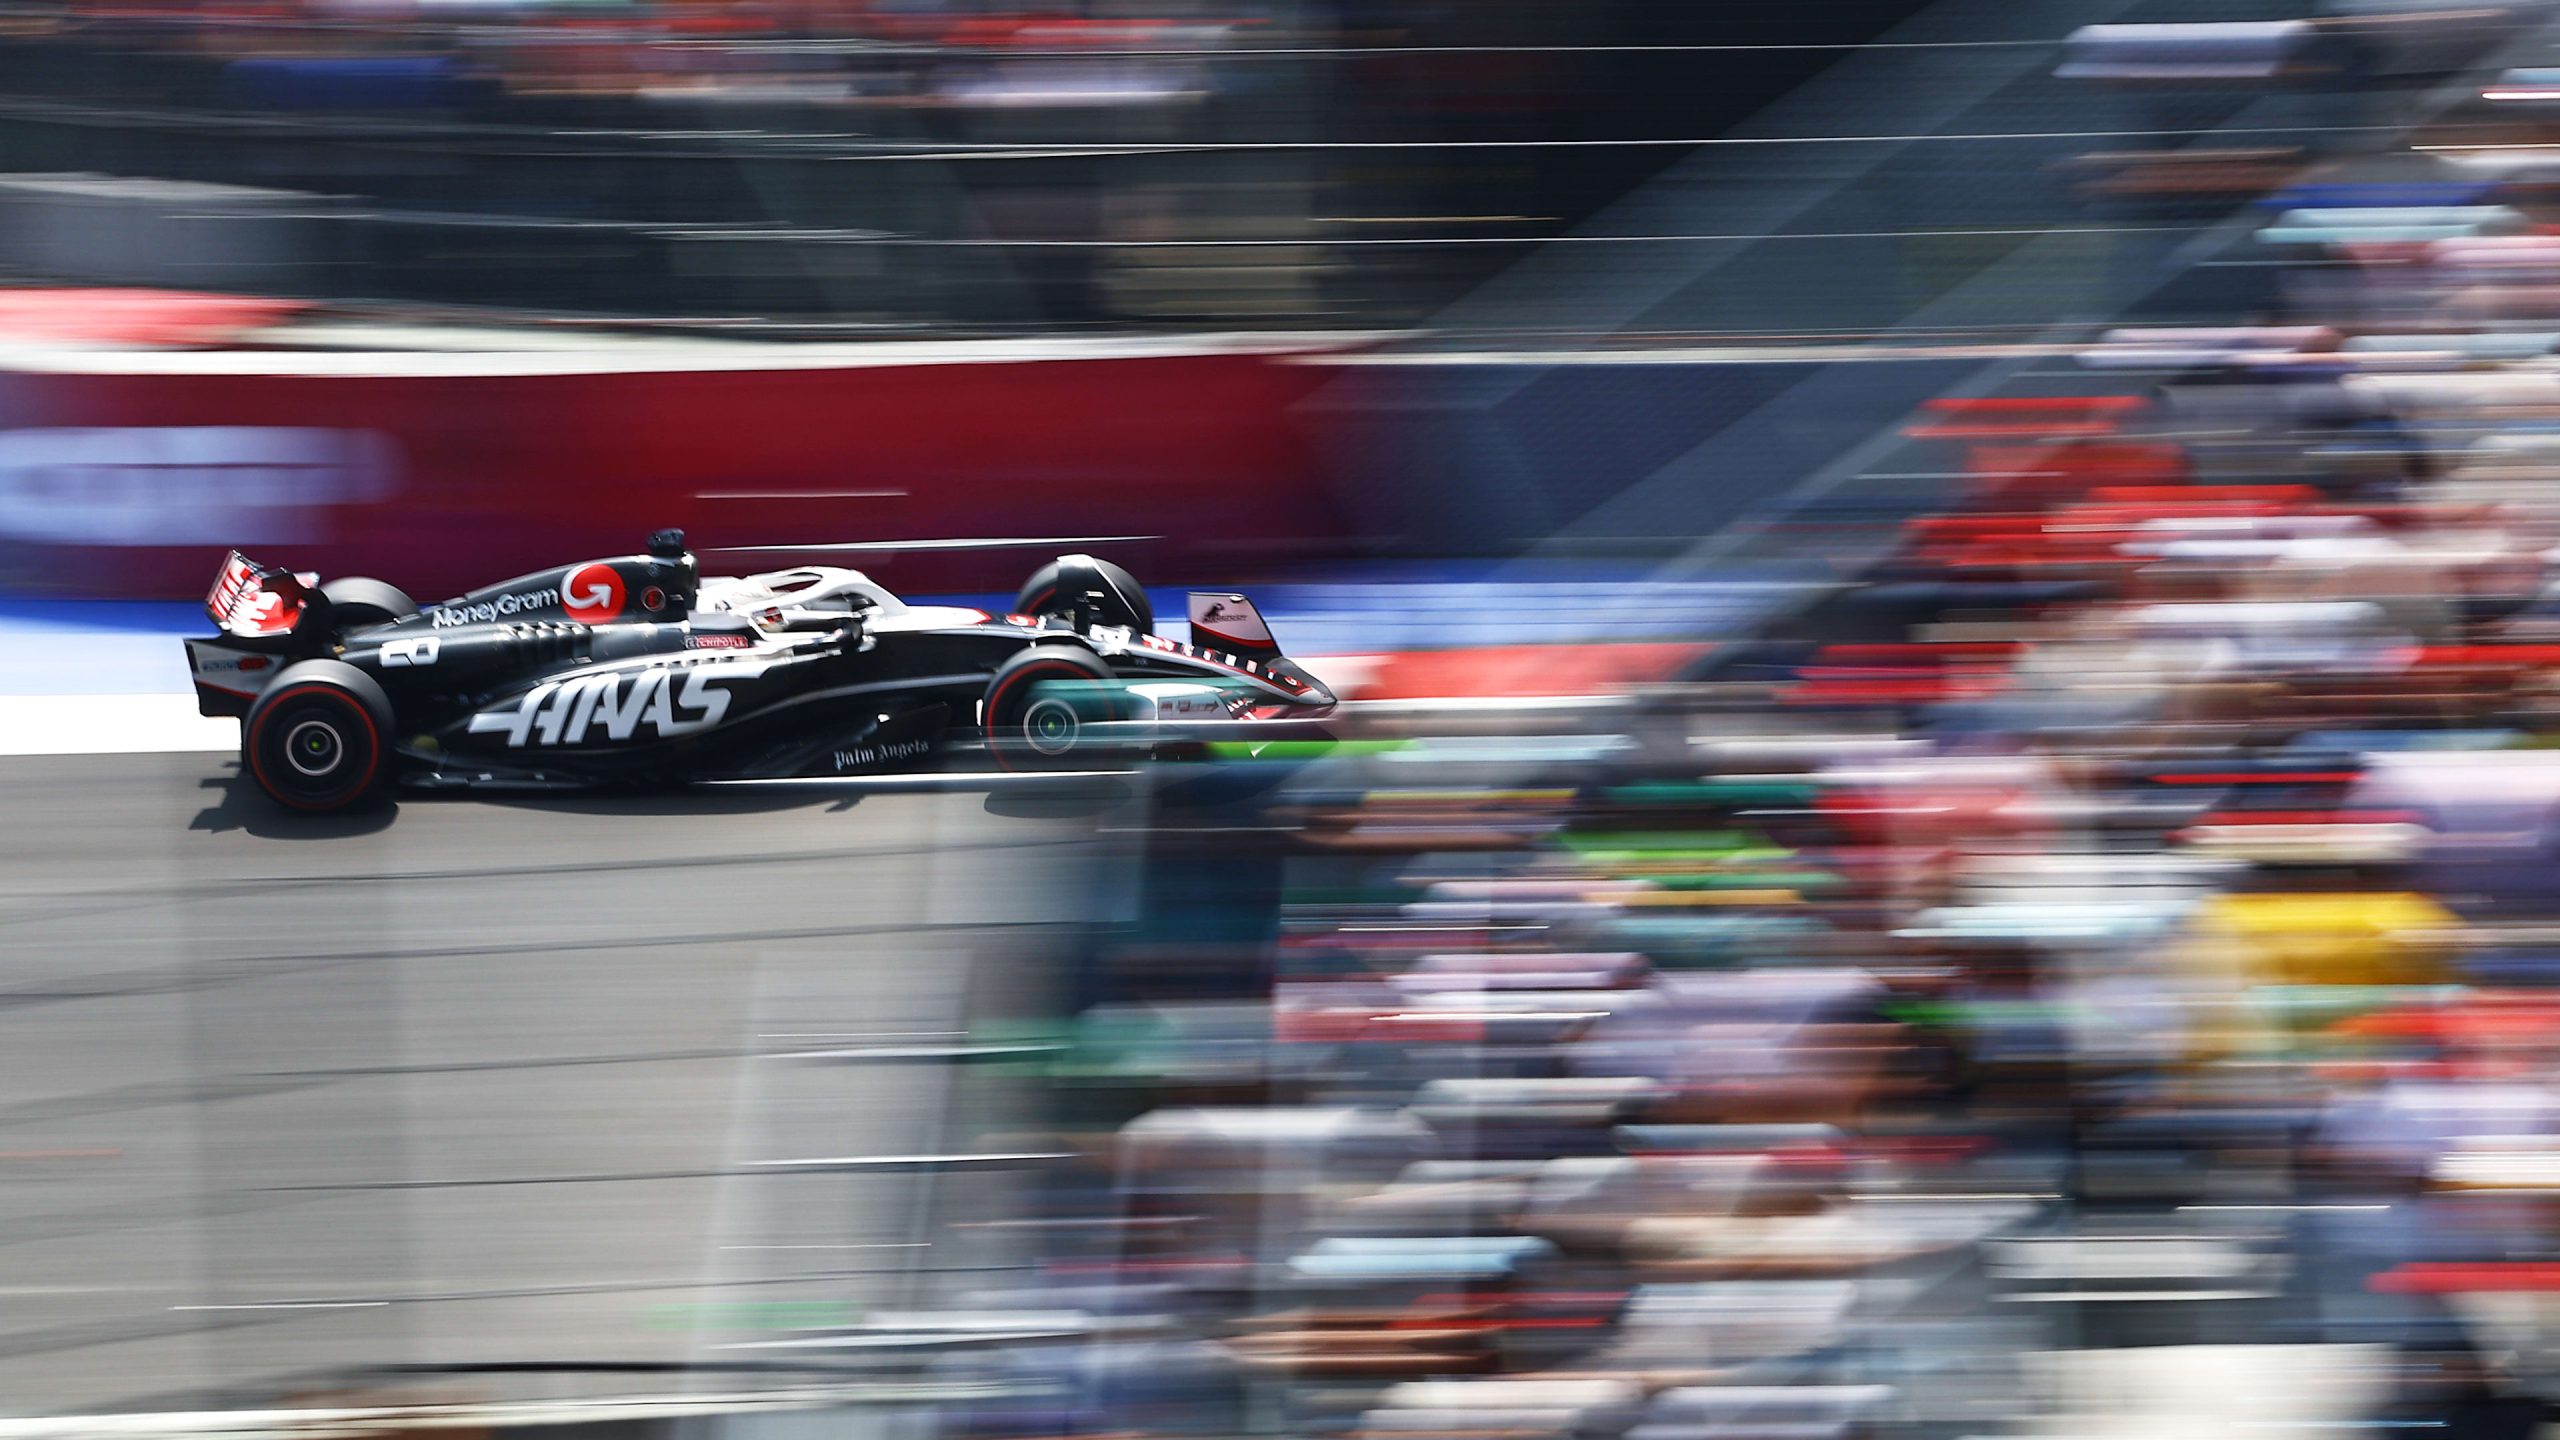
[186,529,1336,811]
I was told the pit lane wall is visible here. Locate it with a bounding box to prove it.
[0,337,1356,601]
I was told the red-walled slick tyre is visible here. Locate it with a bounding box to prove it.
[242,660,395,812]
[982,646,1113,771]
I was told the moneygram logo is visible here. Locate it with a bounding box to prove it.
[432,585,560,628]
[561,563,625,625]
[468,662,768,747]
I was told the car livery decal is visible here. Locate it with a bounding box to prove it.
[1088,624,1314,695]
[381,636,441,668]
[187,640,278,697]
[937,614,1311,696]
[468,658,776,747]
[432,585,561,628]
[834,735,934,771]
[561,563,626,625]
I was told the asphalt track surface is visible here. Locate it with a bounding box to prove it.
[0,751,1135,1416]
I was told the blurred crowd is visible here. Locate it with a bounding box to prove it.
[859,58,2560,1434]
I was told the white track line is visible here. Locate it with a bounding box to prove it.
[0,695,236,756]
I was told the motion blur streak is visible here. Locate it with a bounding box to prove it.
[27,0,2560,1437]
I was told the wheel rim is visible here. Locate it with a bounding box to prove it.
[284,717,345,778]
[248,681,385,810]
[1023,695,1080,756]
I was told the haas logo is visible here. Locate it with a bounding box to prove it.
[468,662,769,748]
[561,563,626,624]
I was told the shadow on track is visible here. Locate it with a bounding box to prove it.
[978,774,1139,819]
[186,764,1161,829]
[189,769,399,839]
[476,785,869,819]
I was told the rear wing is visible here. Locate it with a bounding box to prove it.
[205,551,314,639]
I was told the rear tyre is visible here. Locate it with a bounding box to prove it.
[242,660,394,812]
[320,576,419,632]
[982,646,1114,771]
[1014,555,1152,634]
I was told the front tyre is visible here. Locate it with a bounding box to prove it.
[242,660,395,812]
[982,646,1113,771]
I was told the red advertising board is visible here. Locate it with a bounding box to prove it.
[0,341,1353,601]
